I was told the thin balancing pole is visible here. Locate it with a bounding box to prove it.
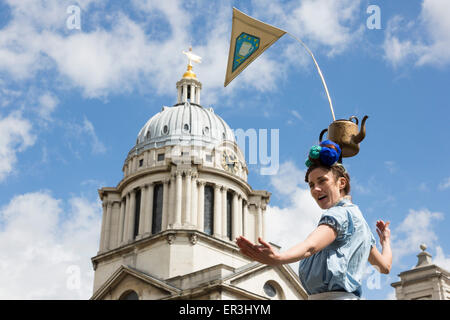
[286,32,336,121]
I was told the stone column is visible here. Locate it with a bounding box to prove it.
[191,173,198,229]
[221,186,227,239]
[99,202,107,252]
[232,193,239,240]
[174,172,182,227]
[143,183,154,235]
[104,201,113,250]
[242,201,248,238]
[162,178,169,230]
[131,158,136,174]
[237,196,243,237]
[183,171,192,226]
[190,85,196,103]
[138,187,147,238]
[261,205,266,240]
[197,180,205,232]
[196,87,201,104]
[256,205,263,241]
[143,151,148,168]
[213,184,222,237]
[182,84,188,102]
[168,174,175,228]
[127,190,136,242]
[117,197,125,246]
[122,193,130,245]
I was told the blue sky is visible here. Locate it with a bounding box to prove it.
[0,0,449,300]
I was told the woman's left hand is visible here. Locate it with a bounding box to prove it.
[235,236,281,266]
[376,220,391,245]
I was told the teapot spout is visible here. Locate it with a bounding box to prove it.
[353,115,369,144]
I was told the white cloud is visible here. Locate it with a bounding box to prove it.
[0,112,36,182]
[37,92,59,121]
[351,176,371,195]
[385,289,397,300]
[433,246,450,271]
[81,118,106,154]
[0,1,368,102]
[285,0,364,55]
[384,161,396,174]
[383,0,450,67]
[392,208,444,263]
[290,110,302,121]
[250,0,364,55]
[438,177,450,190]
[66,117,106,155]
[0,191,101,299]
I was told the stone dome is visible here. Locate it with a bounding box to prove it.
[134,102,236,152]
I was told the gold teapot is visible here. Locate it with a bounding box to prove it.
[319,115,368,158]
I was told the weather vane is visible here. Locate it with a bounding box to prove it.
[182,47,202,67]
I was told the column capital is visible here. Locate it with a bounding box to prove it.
[197,180,206,187]
[104,200,117,207]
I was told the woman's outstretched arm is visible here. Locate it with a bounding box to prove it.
[368,220,392,274]
[236,224,337,266]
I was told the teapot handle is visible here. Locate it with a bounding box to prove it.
[349,116,359,125]
[319,128,328,143]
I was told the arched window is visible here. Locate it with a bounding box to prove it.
[152,183,163,234]
[204,185,214,235]
[226,191,233,240]
[119,290,139,300]
[263,281,285,300]
[133,189,141,239]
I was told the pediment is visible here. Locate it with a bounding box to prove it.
[91,265,181,300]
[224,263,308,300]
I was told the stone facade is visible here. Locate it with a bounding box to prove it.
[391,244,450,300]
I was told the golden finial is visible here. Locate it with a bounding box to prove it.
[182,47,202,79]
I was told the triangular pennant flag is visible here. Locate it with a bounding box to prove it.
[224,8,286,87]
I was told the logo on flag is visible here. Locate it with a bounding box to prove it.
[232,33,260,72]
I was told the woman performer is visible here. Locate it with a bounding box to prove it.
[236,140,392,300]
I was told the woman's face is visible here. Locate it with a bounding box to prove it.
[308,167,346,209]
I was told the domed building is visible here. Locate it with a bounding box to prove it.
[90,57,307,300]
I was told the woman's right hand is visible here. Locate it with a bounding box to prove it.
[235,236,282,266]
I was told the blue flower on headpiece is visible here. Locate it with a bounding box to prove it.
[319,139,341,166]
[319,147,339,166]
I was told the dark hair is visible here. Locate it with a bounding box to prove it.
[305,163,351,195]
